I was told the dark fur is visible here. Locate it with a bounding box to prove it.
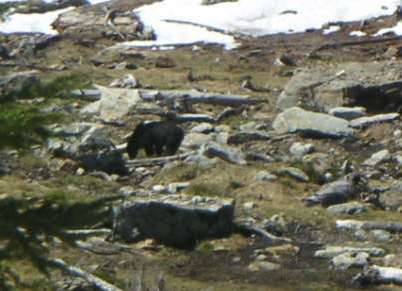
[127,121,184,159]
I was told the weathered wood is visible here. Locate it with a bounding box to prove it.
[337,219,402,233]
[49,258,123,291]
[175,114,216,123]
[234,223,291,244]
[138,89,266,106]
[316,35,402,52]
[216,106,245,122]
[126,151,196,167]
[63,229,112,237]
[354,265,402,286]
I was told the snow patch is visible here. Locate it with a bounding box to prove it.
[375,21,402,36]
[350,30,367,37]
[323,25,341,35]
[124,0,401,49]
[0,7,73,35]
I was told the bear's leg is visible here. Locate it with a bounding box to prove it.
[144,143,155,157]
[165,140,181,156]
[155,144,164,156]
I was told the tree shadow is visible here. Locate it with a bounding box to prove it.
[0,194,116,289]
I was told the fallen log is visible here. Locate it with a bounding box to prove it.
[63,229,112,237]
[49,258,123,291]
[354,265,402,286]
[336,220,402,233]
[315,35,402,52]
[175,114,216,123]
[126,151,197,167]
[138,89,267,106]
[234,223,291,244]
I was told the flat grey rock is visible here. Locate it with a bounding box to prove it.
[273,107,353,138]
[327,202,368,215]
[113,195,234,247]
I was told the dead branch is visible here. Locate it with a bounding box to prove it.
[234,223,291,244]
[138,89,267,107]
[126,151,197,167]
[337,219,402,233]
[49,258,123,291]
[175,114,216,123]
[315,35,402,52]
[63,229,112,237]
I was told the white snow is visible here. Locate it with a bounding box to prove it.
[375,21,402,36]
[123,0,401,49]
[323,25,341,35]
[0,0,402,46]
[350,30,367,37]
[0,7,73,35]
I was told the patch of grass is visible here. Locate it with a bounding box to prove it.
[0,192,114,289]
[7,73,91,101]
[187,182,226,197]
[151,163,203,185]
[0,2,19,17]
[196,241,214,253]
[0,103,60,149]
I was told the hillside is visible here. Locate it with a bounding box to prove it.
[0,0,402,290]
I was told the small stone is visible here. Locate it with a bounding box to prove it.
[243,202,256,210]
[135,167,147,173]
[263,213,288,236]
[314,246,385,258]
[109,74,140,89]
[167,182,190,194]
[264,244,300,257]
[289,142,315,158]
[191,123,214,134]
[119,186,136,197]
[326,202,368,215]
[152,185,166,193]
[363,149,391,167]
[76,167,85,175]
[354,230,368,241]
[216,132,229,145]
[256,254,267,261]
[383,254,402,268]
[254,171,278,182]
[277,167,309,182]
[248,261,280,272]
[182,133,214,149]
[370,230,392,242]
[324,172,334,182]
[331,252,369,270]
[394,129,402,137]
[191,196,205,205]
[394,155,402,166]
[232,256,241,263]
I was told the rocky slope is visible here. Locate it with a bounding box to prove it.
[0,1,402,290]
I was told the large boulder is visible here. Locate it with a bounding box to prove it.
[379,181,402,211]
[47,122,127,174]
[80,85,142,122]
[113,195,235,247]
[52,3,154,41]
[272,107,353,138]
[277,61,402,113]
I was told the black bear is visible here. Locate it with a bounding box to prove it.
[127,117,184,159]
